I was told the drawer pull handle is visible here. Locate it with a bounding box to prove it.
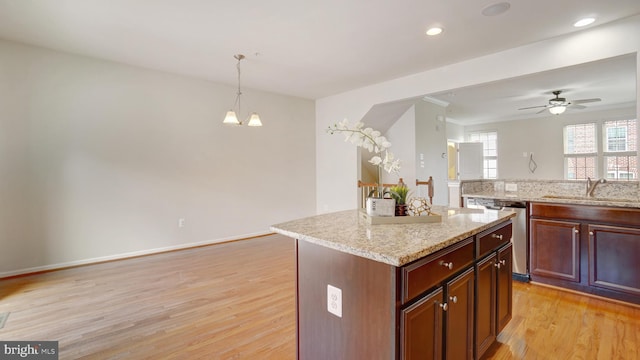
[439,261,454,270]
[494,259,506,269]
[449,295,458,304]
[574,229,579,234]
[589,231,594,236]
[491,233,503,240]
[440,302,448,311]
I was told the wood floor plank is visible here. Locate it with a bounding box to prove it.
[484,282,640,359]
[0,235,296,359]
[1,234,639,359]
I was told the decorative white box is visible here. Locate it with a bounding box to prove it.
[365,197,395,217]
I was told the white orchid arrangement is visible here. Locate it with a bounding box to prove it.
[327,119,401,174]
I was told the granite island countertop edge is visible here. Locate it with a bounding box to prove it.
[271,208,516,267]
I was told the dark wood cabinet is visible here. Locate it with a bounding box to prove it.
[400,238,475,360]
[530,218,580,282]
[475,240,512,359]
[445,268,475,360]
[529,202,640,305]
[295,219,513,360]
[496,244,512,334]
[401,267,475,360]
[401,288,443,360]
[399,221,515,360]
[588,224,640,297]
[475,253,496,358]
[402,239,474,304]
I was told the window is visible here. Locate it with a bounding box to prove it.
[606,126,627,151]
[467,131,497,179]
[603,119,637,180]
[563,119,637,180]
[564,123,596,180]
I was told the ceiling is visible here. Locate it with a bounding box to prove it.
[428,53,637,125]
[0,0,639,102]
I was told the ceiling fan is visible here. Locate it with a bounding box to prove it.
[518,90,601,115]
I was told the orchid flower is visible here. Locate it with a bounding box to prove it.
[327,119,401,174]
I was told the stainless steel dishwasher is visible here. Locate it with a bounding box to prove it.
[495,200,528,281]
[465,197,529,281]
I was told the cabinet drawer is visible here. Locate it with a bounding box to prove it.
[529,202,640,226]
[476,222,512,259]
[402,238,474,303]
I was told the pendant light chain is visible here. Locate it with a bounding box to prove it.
[235,54,244,118]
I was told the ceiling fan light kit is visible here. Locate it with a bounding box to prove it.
[517,90,601,116]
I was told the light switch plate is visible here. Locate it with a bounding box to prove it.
[327,284,342,318]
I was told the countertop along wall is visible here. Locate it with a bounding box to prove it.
[460,179,640,207]
[0,39,316,276]
[316,15,640,214]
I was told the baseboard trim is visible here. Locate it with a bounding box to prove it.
[0,231,273,279]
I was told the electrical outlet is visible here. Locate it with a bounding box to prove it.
[327,284,342,318]
[505,183,518,192]
[178,218,185,228]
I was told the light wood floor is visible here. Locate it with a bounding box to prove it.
[0,235,296,359]
[1,234,639,359]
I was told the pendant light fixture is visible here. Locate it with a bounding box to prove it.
[223,54,262,126]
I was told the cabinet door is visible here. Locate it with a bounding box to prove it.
[475,253,497,360]
[445,267,475,360]
[401,287,443,360]
[530,218,581,282]
[589,224,640,297]
[497,243,513,333]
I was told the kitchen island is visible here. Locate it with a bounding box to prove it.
[271,207,516,360]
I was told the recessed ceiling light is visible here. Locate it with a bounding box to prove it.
[574,17,595,27]
[426,27,443,36]
[482,2,511,16]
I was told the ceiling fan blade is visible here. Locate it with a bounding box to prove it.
[535,108,548,114]
[518,105,548,110]
[569,104,587,109]
[572,98,601,104]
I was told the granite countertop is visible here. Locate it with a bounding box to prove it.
[463,192,640,208]
[271,206,515,267]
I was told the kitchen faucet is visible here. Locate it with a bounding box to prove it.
[586,177,606,197]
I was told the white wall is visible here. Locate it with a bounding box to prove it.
[446,122,465,143]
[415,102,448,205]
[465,107,636,179]
[316,15,640,213]
[380,106,415,187]
[0,39,316,276]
